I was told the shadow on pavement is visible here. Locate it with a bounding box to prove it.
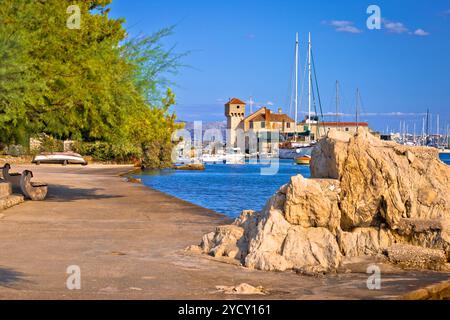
[0,267,27,288]
[46,184,124,202]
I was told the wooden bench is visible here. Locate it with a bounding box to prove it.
[20,170,48,201]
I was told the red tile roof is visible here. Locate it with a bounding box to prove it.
[251,114,265,122]
[226,98,246,105]
[319,122,369,127]
[270,113,295,123]
[244,107,295,123]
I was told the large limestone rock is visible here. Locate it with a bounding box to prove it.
[313,130,450,230]
[193,129,450,273]
[284,176,341,232]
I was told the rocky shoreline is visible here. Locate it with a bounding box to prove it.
[190,129,450,274]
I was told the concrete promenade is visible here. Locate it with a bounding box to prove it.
[0,165,448,299]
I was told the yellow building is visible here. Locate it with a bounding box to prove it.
[297,121,371,140]
[224,98,246,147]
[225,98,295,147]
[243,107,295,133]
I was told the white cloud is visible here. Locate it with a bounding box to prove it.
[381,19,430,37]
[321,111,428,117]
[413,28,430,36]
[361,112,427,117]
[330,20,353,27]
[266,101,275,106]
[328,20,362,34]
[442,9,450,16]
[383,19,409,34]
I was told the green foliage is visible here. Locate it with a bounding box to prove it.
[123,27,188,102]
[0,0,184,167]
[72,141,124,162]
[31,134,64,154]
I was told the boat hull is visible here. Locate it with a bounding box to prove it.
[279,146,313,159]
[32,153,87,165]
[225,155,245,164]
[295,155,311,165]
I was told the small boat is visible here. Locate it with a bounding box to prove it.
[175,156,196,164]
[279,144,313,159]
[32,152,87,166]
[225,148,245,164]
[295,155,311,165]
[201,154,225,164]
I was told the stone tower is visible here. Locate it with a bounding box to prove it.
[225,98,246,147]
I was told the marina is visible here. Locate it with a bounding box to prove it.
[138,154,449,218]
[138,159,310,218]
[1,0,449,304]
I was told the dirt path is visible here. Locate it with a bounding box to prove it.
[0,165,448,299]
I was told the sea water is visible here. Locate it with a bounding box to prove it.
[137,160,310,217]
[136,155,450,218]
[440,153,450,165]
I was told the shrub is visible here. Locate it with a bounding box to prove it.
[72,141,136,163]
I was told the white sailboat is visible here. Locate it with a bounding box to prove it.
[201,153,225,164]
[225,148,245,164]
[279,32,314,159]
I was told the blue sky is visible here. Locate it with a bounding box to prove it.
[109,0,450,133]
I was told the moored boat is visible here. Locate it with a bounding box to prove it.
[201,154,225,164]
[225,148,245,164]
[279,142,313,159]
[294,155,311,165]
[32,152,87,166]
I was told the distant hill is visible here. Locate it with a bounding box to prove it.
[176,121,227,141]
[178,120,226,131]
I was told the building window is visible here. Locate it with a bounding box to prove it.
[345,128,349,132]
[261,121,266,128]
[250,121,254,129]
[286,123,291,128]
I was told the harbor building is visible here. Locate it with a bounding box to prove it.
[224,98,246,147]
[297,120,371,140]
[224,98,376,150]
[225,98,295,147]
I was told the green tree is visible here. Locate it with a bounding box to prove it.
[0,0,184,167]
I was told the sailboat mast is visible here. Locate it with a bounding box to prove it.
[335,80,339,130]
[444,124,450,148]
[294,32,299,140]
[437,113,440,139]
[426,108,430,145]
[308,32,312,138]
[356,88,359,131]
[422,117,425,145]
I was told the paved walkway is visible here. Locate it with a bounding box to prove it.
[0,165,448,299]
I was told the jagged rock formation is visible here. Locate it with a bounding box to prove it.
[193,129,450,273]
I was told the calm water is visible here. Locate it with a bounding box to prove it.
[440,153,450,165]
[136,154,450,218]
[136,160,310,218]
